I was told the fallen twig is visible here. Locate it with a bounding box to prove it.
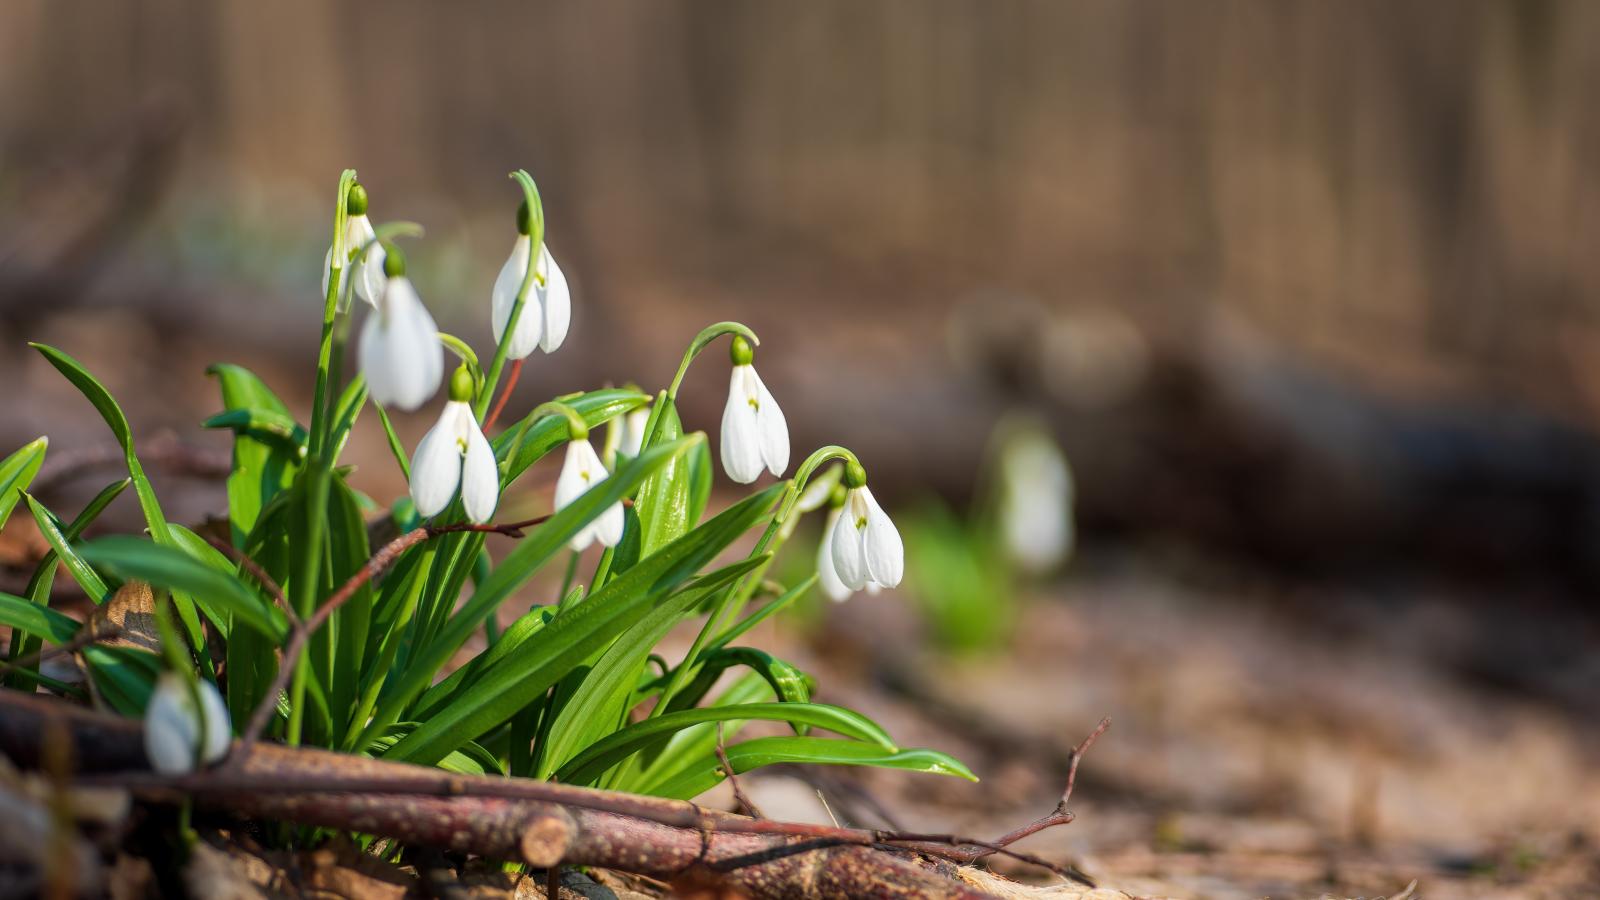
[716,722,764,819]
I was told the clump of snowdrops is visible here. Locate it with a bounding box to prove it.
[0,169,972,808]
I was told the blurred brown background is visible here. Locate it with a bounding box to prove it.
[3,4,1600,894]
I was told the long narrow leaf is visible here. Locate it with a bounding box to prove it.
[650,737,978,800]
[382,481,783,765]
[78,536,288,642]
[0,437,48,532]
[0,592,80,644]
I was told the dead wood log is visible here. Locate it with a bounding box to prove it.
[0,691,1001,899]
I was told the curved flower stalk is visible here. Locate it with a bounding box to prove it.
[410,367,499,523]
[144,673,231,774]
[720,335,789,483]
[829,460,904,593]
[552,412,624,551]
[491,200,571,358]
[321,183,386,308]
[359,245,443,411]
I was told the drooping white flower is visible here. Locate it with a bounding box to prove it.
[611,403,651,462]
[359,251,442,411]
[817,506,853,602]
[491,237,571,358]
[410,369,499,523]
[321,184,386,307]
[554,437,624,551]
[997,427,1074,574]
[719,337,789,484]
[144,672,231,775]
[829,465,904,593]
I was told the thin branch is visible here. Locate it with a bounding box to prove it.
[202,535,299,628]
[483,358,524,432]
[716,723,763,819]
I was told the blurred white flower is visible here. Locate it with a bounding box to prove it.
[614,403,651,460]
[322,185,385,307]
[410,389,499,523]
[997,427,1073,573]
[491,237,571,358]
[829,478,903,593]
[720,338,788,484]
[554,437,624,550]
[360,267,442,411]
[144,672,231,775]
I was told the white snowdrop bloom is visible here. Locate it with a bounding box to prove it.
[612,403,651,461]
[491,235,572,358]
[998,428,1074,574]
[144,672,231,775]
[321,184,386,307]
[410,368,499,523]
[829,463,904,593]
[359,250,443,411]
[816,506,853,602]
[554,436,624,551]
[719,337,789,484]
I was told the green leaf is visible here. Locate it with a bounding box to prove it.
[626,671,773,793]
[408,605,556,723]
[24,494,110,603]
[537,555,770,779]
[207,364,302,547]
[78,536,288,642]
[633,400,693,559]
[363,724,504,776]
[556,703,896,786]
[368,435,705,747]
[679,646,813,710]
[0,592,80,644]
[710,574,817,651]
[0,437,48,533]
[382,481,784,766]
[650,737,978,800]
[82,645,162,716]
[33,344,211,678]
[201,408,307,453]
[494,389,649,486]
[686,438,713,527]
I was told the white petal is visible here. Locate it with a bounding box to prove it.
[409,403,467,518]
[195,678,233,763]
[618,406,650,458]
[320,246,347,302]
[720,367,764,484]
[459,414,500,524]
[538,246,571,354]
[858,487,904,588]
[830,491,870,591]
[593,501,625,548]
[144,674,231,773]
[348,215,385,308]
[363,277,443,411]
[817,508,853,601]
[554,439,604,512]
[747,366,790,477]
[491,235,540,360]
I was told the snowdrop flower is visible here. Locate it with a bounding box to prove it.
[410,366,499,523]
[491,201,571,358]
[554,429,624,551]
[321,183,386,307]
[997,425,1074,574]
[817,501,853,602]
[720,336,789,483]
[144,672,231,775]
[829,461,904,593]
[609,402,651,463]
[359,246,443,411]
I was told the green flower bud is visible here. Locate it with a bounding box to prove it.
[730,335,755,367]
[448,364,475,403]
[347,182,369,217]
[382,243,406,278]
[828,483,848,509]
[843,460,867,489]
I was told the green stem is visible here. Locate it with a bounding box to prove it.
[345,544,437,750]
[476,171,545,420]
[287,461,331,746]
[309,170,357,458]
[663,322,761,404]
